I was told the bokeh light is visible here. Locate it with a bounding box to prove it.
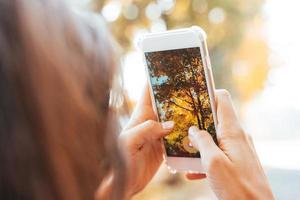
[208,7,226,24]
[123,3,139,20]
[145,2,162,21]
[101,0,121,22]
[71,0,300,198]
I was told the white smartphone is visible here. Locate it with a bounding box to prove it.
[138,26,218,173]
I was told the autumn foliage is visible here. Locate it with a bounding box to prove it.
[146,47,217,157]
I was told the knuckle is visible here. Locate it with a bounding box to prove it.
[247,133,253,142]
[145,119,157,129]
[200,131,212,141]
[217,89,231,99]
[246,133,255,146]
[207,154,225,172]
[219,125,247,142]
[236,128,247,141]
[232,126,246,138]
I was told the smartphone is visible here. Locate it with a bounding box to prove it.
[138,26,218,173]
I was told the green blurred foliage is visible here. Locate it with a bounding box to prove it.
[92,0,265,97]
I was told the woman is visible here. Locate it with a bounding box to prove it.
[0,0,275,199]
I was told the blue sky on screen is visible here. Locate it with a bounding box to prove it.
[150,75,168,85]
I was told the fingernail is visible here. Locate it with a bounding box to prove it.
[161,121,174,130]
[188,126,199,137]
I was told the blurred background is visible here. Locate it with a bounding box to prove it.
[70,0,300,199]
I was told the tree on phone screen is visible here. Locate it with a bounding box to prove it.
[146,47,217,157]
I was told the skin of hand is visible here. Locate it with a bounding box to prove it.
[119,87,174,198]
[97,86,174,199]
[187,89,275,200]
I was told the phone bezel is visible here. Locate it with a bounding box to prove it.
[139,26,218,173]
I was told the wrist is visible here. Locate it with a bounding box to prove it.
[123,189,135,200]
[96,175,113,200]
[253,185,275,200]
[124,176,142,200]
[96,174,136,200]
[240,178,275,200]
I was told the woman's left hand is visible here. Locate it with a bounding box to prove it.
[119,86,174,198]
[97,86,172,200]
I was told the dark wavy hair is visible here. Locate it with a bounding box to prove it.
[0,0,125,199]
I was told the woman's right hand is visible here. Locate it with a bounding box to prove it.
[187,90,275,200]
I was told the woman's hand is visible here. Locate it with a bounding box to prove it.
[187,90,275,200]
[119,86,174,198]
[97,86,172,200]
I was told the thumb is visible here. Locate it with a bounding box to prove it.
[188,126,218,154]
[121,120,174,148]
[188,126,225,169]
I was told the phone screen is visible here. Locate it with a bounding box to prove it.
[145,47,217,158]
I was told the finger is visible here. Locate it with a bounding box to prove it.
[125,84,156,129]
[122,120,174,148]
[246,134,261,163]
[246,133,255,150]
[188,126,226,169]
[246,134,266,174]
[186,173,206,180]
[188,126,220,155]
[215,89,239,127]
[215,89,245,140]
[136,84,153,108]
